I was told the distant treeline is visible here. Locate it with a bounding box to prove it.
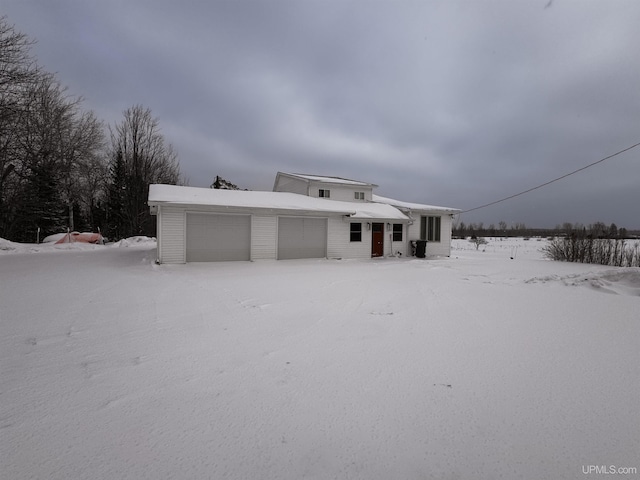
[453,221,639,240]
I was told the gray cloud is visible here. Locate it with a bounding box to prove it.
[4,0,639,228]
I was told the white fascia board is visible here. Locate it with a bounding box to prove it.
[149,200,355,218]
[284,173,377,188]
[372,194,461,214]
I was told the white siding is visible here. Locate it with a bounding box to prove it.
[327,218,372,260]
[327,220,409,259]
[310,184,373,202]
[155,203,439,264]
[406,213,453,257]
[432,214,453,256]
[390,223,408,257]
[406,222,421,256]
[158,206,185,264]
[251,215,277,260]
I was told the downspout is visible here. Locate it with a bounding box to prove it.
[405,209,416,256]
[155,204,162,264]
[449,213,455,257]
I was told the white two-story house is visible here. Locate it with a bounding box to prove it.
[148,172,459,264]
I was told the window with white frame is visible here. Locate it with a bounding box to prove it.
[319,189,330,198]
[392,224,403,241]
[354,192,365,200]
[350,223,362,242]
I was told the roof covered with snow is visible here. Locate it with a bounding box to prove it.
[279,172,377,187]
[372,194,461,214]
[149,185,408,220]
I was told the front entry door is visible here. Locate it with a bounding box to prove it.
[371,223,384,257]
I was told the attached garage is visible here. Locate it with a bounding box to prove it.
[277,217,327,260]
[148,184,417,264]
[186,213,251,262]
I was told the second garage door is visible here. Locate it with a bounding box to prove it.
[186,213,250,262]
[277,217,327,260]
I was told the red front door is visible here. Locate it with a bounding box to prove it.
[371,223,384,257]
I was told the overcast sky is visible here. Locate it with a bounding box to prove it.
[4,0,640,228]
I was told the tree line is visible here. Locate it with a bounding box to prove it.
[453,220,636,240]
[0,17,182,243]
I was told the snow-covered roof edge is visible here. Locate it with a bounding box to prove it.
[276,172,378,188]
[149,185,409,220]
[372,194,461,214]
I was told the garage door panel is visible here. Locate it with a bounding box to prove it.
[186,213,250,262]
[278,217,327,260]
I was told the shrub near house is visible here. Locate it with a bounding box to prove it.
[543,235,640,267]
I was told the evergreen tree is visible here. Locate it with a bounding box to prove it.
[105,148,126,240]
[13,160,66,242]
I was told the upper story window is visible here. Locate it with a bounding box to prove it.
[319,189,330,198]
[354,192,365,200]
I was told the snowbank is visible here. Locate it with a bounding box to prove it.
[0,236,156,255]
[0,237,19,252]
[111,236,157,248]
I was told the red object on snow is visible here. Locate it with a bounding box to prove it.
[55,232,104,244]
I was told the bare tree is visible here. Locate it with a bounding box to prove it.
[0,17,41,238]
[1,17,109,241]
[75,142,109,229]
[0,16,39,119]
[469,236,488,250]
[57,109,106,230]
[107,105,182,238]
[9,74,107,239]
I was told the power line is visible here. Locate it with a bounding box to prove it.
[461,140,640,214]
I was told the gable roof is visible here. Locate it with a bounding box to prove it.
[149,184,408,220]
[276,172,377,188]
[372,194,461,214]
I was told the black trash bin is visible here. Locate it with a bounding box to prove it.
[415,240,427,258]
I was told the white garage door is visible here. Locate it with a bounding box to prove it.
[186,213,250,262]
[278,217,327,260]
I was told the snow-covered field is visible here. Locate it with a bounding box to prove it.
[1,237,639,480]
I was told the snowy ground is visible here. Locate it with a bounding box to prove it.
[1,237,639,479]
